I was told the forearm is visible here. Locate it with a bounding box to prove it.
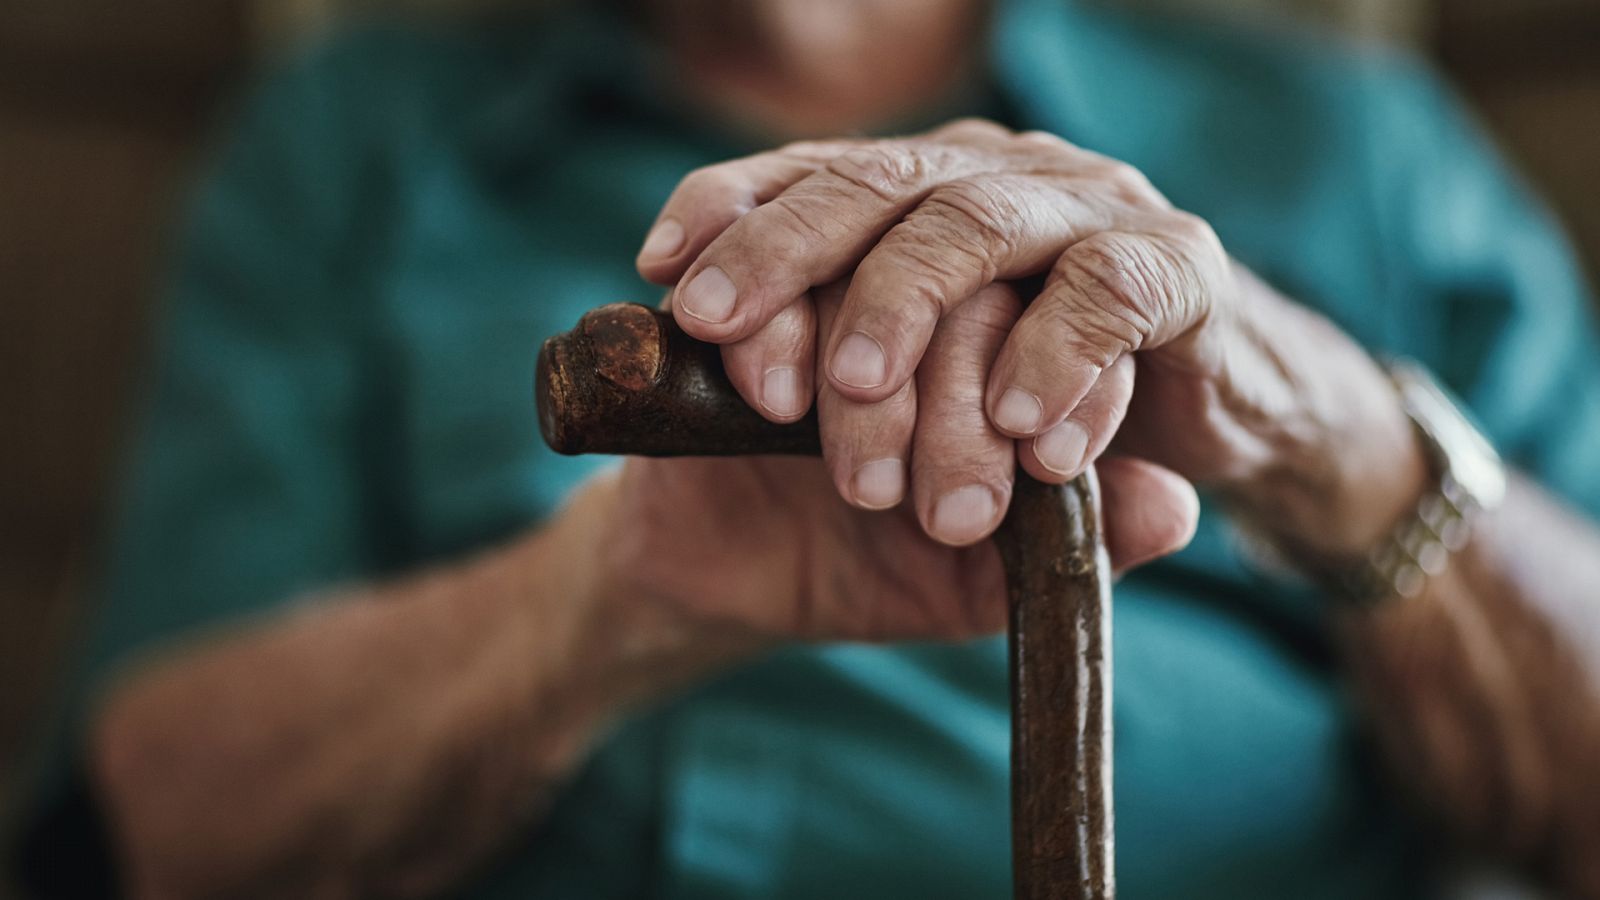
[1213,277,1600,892]
[91,477,644,898]
[1343,478,1600,895]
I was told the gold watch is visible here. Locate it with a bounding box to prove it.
[1345,360,1508,602]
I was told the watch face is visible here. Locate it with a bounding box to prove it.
[1397,364,1507,510]
[1447,423,1508,508]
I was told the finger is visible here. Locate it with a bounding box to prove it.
[1016,353,1134,483]
[812,281,914,509]
[652,122,1014,298]
[637,141,853,285]
[911,283,1023,546]
[987,220,1224,438]
[670,142,994,343]
[720,296,817,423]
[820,381,917,511]
[823,175,1121,403]
[1094,456,1200,576]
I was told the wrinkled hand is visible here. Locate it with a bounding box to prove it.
[594,451,1194,648]
[635,119,1251,548]
[585,276,1198,652]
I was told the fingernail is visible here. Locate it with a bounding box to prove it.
[994,387,1043,434]
[638,219,685,260]
[679,267,737,323]
[852,459,905,509]
[760,367,804,418]
[831,331,887,389]
[1036,420,1091,476]
[931,485,998,545]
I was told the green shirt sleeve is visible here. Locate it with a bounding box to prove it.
[1374,63,1600,516]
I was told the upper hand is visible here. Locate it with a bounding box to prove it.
[636,119,1235,545]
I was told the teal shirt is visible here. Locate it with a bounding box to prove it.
[38,1,1600,897]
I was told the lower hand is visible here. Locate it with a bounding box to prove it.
[573,449,1195,671]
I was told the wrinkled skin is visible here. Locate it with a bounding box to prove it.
[597,281,1199,648]
[604,117,1431,653]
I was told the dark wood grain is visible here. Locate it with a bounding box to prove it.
[537,302,820,457]
[536,302,1114,899]
[998,472,1113,900]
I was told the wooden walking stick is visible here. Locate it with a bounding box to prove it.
[537,303,1114,899]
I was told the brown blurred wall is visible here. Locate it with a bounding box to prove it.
[1436,0,1600,294]
[0,0,1596,891]
[0,0,251,869]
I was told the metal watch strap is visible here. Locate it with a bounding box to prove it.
[1342,360,1505,604]
[1343,469,1484,602]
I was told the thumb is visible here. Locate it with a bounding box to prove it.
[1095,456,1200,577]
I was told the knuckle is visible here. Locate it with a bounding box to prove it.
[1071,307,1146,361]
[761,197,835,249]
[680,162,744,200]
[1059,235,1145,305]
[824,145,928,203]
[940,117,1011,139]
[1099,160,1141,186]
[703,207,819,291]
[1054,236,1163,353]
[1091,159,1163,206]
[868,217,993,320]
[776,139,845,164]
[881,233,975,282]
[1166,210,1222,252]
[1108,162,1158,197]
[756,300,814,356]
[916,409,1009,465]
[872,247,961,324]
[1017,129,1072,148]
[921,180,1020,266]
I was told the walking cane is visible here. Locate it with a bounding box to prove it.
[537,303,1114,899]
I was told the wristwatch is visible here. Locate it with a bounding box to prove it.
[1344,360,1507,603]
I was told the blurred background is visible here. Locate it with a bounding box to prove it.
[0,0,1596,894]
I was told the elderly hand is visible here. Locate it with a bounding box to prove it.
[636,119,1424,559]
[588,434,1195,654]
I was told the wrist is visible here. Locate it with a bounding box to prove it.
[531,471,762,716]
[1238,412,1428,567]
[1213,284,1429,565]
